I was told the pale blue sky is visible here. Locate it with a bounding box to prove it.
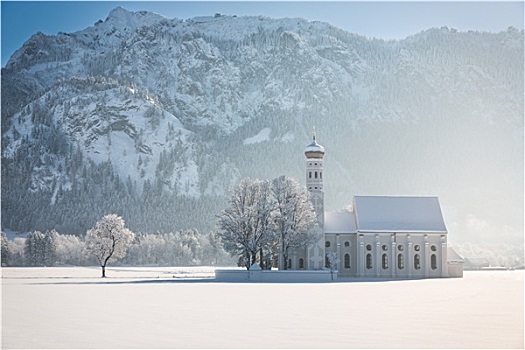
[2,1,524,67]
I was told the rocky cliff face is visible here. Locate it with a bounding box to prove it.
[2,7,523,243]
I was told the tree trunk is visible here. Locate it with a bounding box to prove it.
[259,248,264,269]
[101,265,106,278]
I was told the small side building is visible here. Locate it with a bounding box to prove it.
[447,247,465,277]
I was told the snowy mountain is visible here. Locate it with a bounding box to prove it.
[2,7,523,243]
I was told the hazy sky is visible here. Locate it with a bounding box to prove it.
[2,1,524,67]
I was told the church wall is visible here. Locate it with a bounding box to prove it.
[393,234,409,278]
[357,232,446,278]
[341,234,357,276]
[324,233,357,277]
[407,234,427,278]
[357,233,387,277]
[395,233,445,278]
[324,233,337,267]
[290,246,308,270]
[426,234,445,278]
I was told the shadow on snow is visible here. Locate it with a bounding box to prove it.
[27,276,428,286]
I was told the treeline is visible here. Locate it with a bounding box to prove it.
[0,230,234,267]
[451,243,524,269]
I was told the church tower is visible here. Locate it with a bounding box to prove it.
[304,132,326,269]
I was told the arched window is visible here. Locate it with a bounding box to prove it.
[366,254,372,269]
[431,245,437,252]
[414,245,420,252]
[366,244,372,251]
[325,241,331,248]
[344,241,350,247]
[414,254,421,270]
[315,171,318,179]
[344,254,350,269]
[382,254,388,269]
[287,258,292,269]
[320,172,322,179]
[398,254,404,269]
[382,244,388,251]
[325,255,330,268]
[299,258,304,269]
[309,172,312,179]
[431,254,437,270]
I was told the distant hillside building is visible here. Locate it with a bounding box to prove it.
[291,133,463,278]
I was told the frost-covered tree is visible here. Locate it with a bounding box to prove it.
[272,176,316,270]
[217,176,317,269]
[1,232,10,266]
[24,231,42,267]
[123,230,233,266]
[85,214,134,277]
[180,229,201,264]
[23,230,57,266]
[217,178,275,269]
[55,234,86,266]
[42,230,58,266]
[8,238,26,266]
[202,231,231,265]
[325,251,339,280]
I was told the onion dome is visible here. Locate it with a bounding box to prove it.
[305,132,325,158]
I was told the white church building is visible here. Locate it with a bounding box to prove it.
[290,133,463,278]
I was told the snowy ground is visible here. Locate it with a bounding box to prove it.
[2,267,523,349]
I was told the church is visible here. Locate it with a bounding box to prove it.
[288,133,463,278]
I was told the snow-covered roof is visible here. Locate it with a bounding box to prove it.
[447,247,465,263]
[324,211,357,233]
[354,196,448,233]
[305,139,325,154]
[304,133,325,156]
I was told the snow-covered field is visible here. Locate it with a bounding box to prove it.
[2,267,523,349]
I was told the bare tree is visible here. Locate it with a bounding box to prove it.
[325,252,339,280]
[217,176,316,270]
[272,176,316,270]
[85,214,134,277]
[217,178,275,269]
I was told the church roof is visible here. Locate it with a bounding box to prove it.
[324,211,357,233]
[354,196,448,233]
[304,132,325,157]
[305,139,325,154]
